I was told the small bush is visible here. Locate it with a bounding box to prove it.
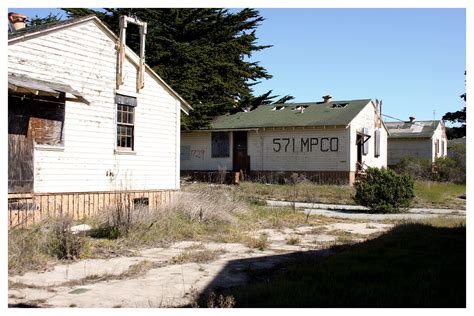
[434,156,465,184]
[45,216,87,260]
[393,156,433,180]
[354,167,415,213]
[9,216,87,273]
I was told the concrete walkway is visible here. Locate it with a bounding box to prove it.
[266,200,466,221]
[9,222,393,308]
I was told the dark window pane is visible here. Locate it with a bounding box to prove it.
[211,132,230,157]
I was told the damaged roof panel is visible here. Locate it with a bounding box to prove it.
[385,120,441,138]
[8,73,90,105]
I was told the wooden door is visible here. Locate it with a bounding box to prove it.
[233,131,248,172]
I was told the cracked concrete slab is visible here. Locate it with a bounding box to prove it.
[9,220,394,308]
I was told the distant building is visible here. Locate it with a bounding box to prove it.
[8,15,192,227]
[386,119,448,166]
[181,97,388,185]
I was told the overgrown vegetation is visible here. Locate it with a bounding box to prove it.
[413,181,466,209]
[393,143,466,184]
[354,167,415,213]
[183,181,356,205]
[9,216,90,274]
[221,223,466,307]
[182,179,464,209]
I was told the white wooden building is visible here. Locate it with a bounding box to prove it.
[8,15,192,227]
[385,119,448,166]
[181,96,388,184]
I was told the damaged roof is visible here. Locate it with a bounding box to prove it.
[8,15,97,40]
[385,120,442,138]
[209,99,373,130]
[8,15,192,114]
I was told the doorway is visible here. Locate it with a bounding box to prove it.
[233,131,248,172]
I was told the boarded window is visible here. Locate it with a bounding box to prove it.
[374,129,381,157]
[9,93,66,146]
[211,132,230,158]
[116,94,136,150]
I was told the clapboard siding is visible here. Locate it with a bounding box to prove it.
[9,19,181,193]
[387,138,432,165]
[247,129,350,171]
[349,102,387,171]
[180,101,387,181]
[181,132,234,170]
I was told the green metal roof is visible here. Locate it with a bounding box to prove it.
[386,120,441,138]
[209,99,372,130]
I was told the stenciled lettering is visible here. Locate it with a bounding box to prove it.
[269,137,339,153]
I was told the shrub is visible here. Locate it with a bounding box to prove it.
[45,216,87,260]
[434,143,465,183]
[393,156,433,180]
[9,216,87,273]
[354,167,415,213]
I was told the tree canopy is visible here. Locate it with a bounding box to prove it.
[443,71,466,139]
[62,8,292,129]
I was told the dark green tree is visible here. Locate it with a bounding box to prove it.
[29,12,62,27]
[63,8,290,129]
[443,71,466,139]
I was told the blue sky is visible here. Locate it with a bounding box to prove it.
[9,7,466,123]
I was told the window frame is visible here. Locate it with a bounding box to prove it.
[211,132,230,158]
[116,94,137,151]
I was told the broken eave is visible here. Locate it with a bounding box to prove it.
[8,73,90,105]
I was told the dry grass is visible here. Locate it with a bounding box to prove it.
[182,180,466,210]
[171,248,226,264]
[90,187,249,245]
[8,215,89,274]
[244,234,270,250]
[286,236,301,245]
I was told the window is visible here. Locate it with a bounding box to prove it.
[441,140,445,156]
[211,132,230,158]
[374,129,381,157]
[116,94,137,150]
[133,197,149,211]
[435,139,439,157]
[9,93,66,147]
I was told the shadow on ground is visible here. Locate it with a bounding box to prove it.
[193,223,466,308]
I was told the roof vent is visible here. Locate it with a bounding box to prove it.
[8,12,28,31]
[293,105,308,113]
[322,95,333,103]
[332,103,348,108]
[272,105,285,111]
